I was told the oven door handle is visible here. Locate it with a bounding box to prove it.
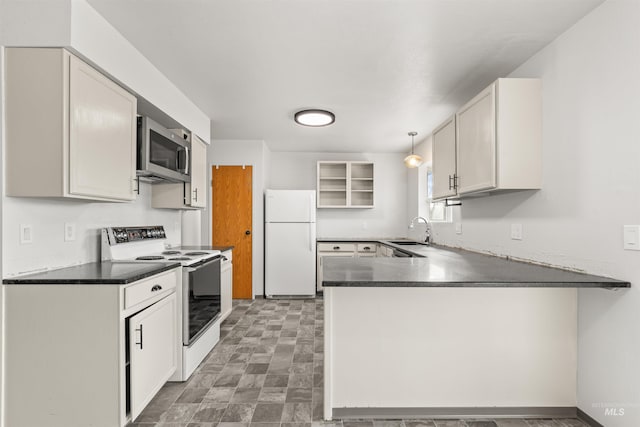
[185,255,222,271]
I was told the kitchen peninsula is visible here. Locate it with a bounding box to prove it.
[321,243,630,421]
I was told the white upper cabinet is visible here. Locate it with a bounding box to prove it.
[431,116,458,200]
[189,135,208,208]
[454,78,542,197]
[5,48,137,202]
[151,133,208,210]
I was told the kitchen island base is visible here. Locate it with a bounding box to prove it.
[323,286,578,420]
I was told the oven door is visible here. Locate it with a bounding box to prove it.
[183,256,221,345]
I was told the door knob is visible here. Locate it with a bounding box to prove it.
[245,230,251,235]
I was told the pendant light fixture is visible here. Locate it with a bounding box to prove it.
[294,109,335,127]
[404,131,423,168]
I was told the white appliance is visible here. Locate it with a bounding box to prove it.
[265,189,317,298]
[101,225,222,381]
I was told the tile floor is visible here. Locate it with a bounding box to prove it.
[129,298,590,427]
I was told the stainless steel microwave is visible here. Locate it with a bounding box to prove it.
[137,116,191,182]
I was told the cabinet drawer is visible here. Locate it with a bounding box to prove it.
[357,243,376,253]
[125,269,179,309]
[318,243,355,252]
[357,252,376,258]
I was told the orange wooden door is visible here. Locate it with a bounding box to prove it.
[212,166,253,299]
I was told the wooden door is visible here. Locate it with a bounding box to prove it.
[212,166,253,299]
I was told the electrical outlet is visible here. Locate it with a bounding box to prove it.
[65,223,76,242]
[20,224,33,244]
[623,225,640,250]
[455,223,462,235]
[511,223,523,240]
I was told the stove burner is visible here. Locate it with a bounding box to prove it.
[184,252,209,256]
[162,250,181,255]
[136,256,165,260]
[169,257,192,261]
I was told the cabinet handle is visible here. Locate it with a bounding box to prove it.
[135,325,143,349]
[448,175,453,190]
[151,285,162,292]
[133,176,140,194]
[333,246,340,250]
[363,246,371,250]
[453,174,459,189]
[193,188,198,202]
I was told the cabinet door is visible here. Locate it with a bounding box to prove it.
[69,55,137,201]
[317,252,355,291]
[189,135,207,208]
[456,83,496,194]
[129,293,177,421]
[221,263,233,320]
[432,116,457,199]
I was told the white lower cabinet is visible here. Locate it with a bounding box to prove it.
[221,250,234,320]
[317,242,379,291]
[129,293,177,420]
[3,267,180,427]
[376,245,394,257]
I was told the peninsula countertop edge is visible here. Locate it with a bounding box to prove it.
[320,243,630,289]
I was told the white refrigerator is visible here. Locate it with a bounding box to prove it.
[265,189,317,298]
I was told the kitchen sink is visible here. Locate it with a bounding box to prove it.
[388,240,429,246]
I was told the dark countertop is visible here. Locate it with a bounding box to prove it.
[322,245,630,289]
[317,237,404,243]
[180,245,234,252]
[3,261,181,285]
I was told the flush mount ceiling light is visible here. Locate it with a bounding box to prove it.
[294,109,335,127]
[404,131,423,168]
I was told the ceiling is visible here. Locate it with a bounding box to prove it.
[88,0,603,153]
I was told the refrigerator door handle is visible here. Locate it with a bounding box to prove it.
[309,223,313,251]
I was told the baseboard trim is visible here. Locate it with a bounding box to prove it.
[332,407,577,420]
[577,408,605,427]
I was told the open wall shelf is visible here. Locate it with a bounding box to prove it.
[317,161,374,208]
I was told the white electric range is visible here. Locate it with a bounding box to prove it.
[101,225,222,381]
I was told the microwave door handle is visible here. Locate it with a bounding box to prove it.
[184,147,190,175]
[177,146,190,175]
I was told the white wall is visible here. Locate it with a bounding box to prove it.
[430,1,640,425]
[0,0,71,47]
[269,152,409,238]
[0,0,210,141]
[68,1,210,141]
[2,183,181,276]
[406,136,433,241]
[204,139,269,297]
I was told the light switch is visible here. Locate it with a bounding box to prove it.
[455,223,462,235]
[623,225,640,251]
[65,223,76,242]
[20,224,33,244]
[511,224,523,240]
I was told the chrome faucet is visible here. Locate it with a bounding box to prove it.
[408,216,431,244]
